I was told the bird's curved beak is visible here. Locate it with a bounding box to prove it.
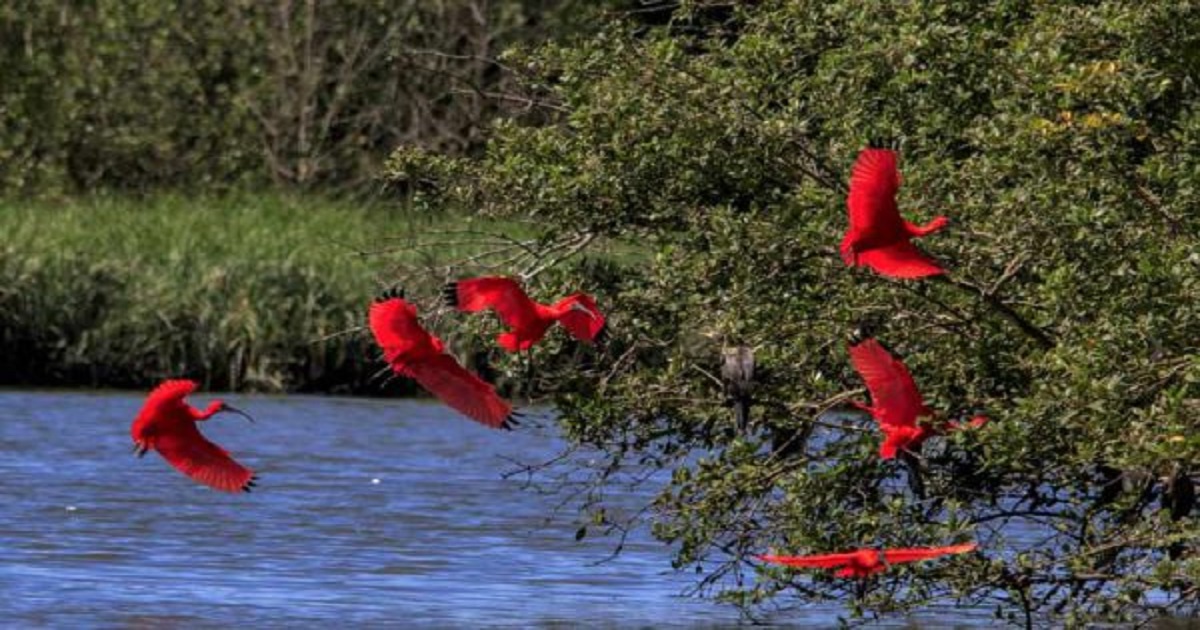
[569,302,599,319]
[133,442,148,458]
[222,404,256,423]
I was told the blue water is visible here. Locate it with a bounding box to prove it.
[0,390,773,628]
[18,390,1164,627]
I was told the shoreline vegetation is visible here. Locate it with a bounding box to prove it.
[3,1,1197,624]
[0,193,524,395]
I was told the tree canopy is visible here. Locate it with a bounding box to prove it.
[0,0,594,194]
[387,1,1200,625]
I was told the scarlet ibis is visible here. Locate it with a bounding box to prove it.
[758,543,977,578]
[369,288,518,430]
[841,147,948,278]
[848,337,987,459]
[130,379,257,493]
[442,276,606,352]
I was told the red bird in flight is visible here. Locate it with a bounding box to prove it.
[130,379,257,493]
[369,288,518,430]
[758,543,977,578]
[443,276,606,352]
[841,147,948,278]
[848,337,987,459]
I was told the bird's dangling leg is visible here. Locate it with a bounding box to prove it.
[853,576,869,601]
[369,363,394,386]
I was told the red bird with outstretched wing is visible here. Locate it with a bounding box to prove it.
[368,292,431,373]
[369,289,517,430]
[443,276,606,352]
[130,379,257,493]
[759,543,976,578]
[848,338,987,459]
[848,338,931,430]
[841,148,948,279]
[759,550,870,571]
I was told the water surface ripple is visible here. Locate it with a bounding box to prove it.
[0,390,1003,628]
[0,391,757,628]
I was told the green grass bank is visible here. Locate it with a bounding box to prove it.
[0,194,502,394]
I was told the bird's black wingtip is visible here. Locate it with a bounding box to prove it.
[441,282,460,308]
[375,286,405,303]
[242,475,259,493]
[593,323,609,346]
[848,320,878,346]
[865,137,900,151]
[501,412,523,430]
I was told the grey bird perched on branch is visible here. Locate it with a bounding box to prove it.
[721,345,755,432]
[1094,465,1155,511]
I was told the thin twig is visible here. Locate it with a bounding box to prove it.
[520,232,599,280]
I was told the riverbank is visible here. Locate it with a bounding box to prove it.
[0,193,510,394]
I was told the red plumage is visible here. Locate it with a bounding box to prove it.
[841,148,947,279]
[554,292,606,343]
[881,544,979,564]
[759,550,868,569]
[369,294,517,430]
[367,295,430,373]
[130,379,257,493]
[758,543,976,578]
[444,276,606,352]
[848,338,930,430]
[848,338,987,459]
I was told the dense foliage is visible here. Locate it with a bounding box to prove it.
[388,1,1200,625]
[0,0,595,194]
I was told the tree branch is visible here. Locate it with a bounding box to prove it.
[939,276,1055,349]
